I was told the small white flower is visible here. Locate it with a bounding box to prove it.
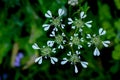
[74,65,78,73]
[80,11,87,19]
[35,56,42,64]
[61,58,68,65]
[102,41,110,47]
[32,43,40,49]
[85,21,92,28]
[99,28,106,36]
[80,61,88,68]
[50,57,58,64]
[45,10,52,18]
[68,0,78,6]
[47,41,54,47]
[94,47,100,56]
[42,24,51,31]
[58,8,64,17]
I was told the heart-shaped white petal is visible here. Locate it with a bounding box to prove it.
[61,60,68,65]
[80,11,87,19]
[68,18,73,24]
[85,21,92,28]
[50,57,58,64]
[32,43,40,49]
[102,41,110,47]
[42,24,50,31]
[74,65,78,73]
[45,10,52,18]
[58,9,64,17]
[35,56,42,64]
[99,28,106,36]
[93,47,100,56]
[81,61,88,68]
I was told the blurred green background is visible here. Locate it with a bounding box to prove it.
[0,0,120,80]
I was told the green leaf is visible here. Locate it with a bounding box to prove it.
[112,44,120,60]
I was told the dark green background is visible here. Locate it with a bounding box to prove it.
[0,0,120,80]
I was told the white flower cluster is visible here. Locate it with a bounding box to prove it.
[32,8,110,73]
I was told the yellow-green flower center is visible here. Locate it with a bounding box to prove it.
[55,35,63,44]
[41,47,51,56]
[52,17,61,26]
[70,54,80,64]
[72,37,80,45]
[73,19,84,28]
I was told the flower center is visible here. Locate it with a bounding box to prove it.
[92,36,101,46]
[72,37,80,45]
[70,54,80,64]
[41,47,51,56]
[55,35,63,44]
[52,17,61,26]
[73,19,84,28]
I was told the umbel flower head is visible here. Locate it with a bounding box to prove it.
[69,34,83,49]
[49,32,66,49]
[68,0,78,6]
[32,42,58,64]
[68,11,92,32]
[61,51,88,73]
[42,8,65,32]
[86,28,110,56]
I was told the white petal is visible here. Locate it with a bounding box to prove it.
[67,52,71,56]
[85,21,92,28]
[61,60,68,65]
[78,45,82,49]
[68,18,73,24]
[94,47,100,56]
[50,57,58,64]
[50,31,55,37]
[81,61,88,68]
[86,34,91,38]
[99,28,106,36]
[74,34,78,37]
[53,27,58,31]
[62,33,66,37]
[61,24,65,29]
[72,26,76,29]
[32,43,40,49]
[74,65,78,73]
[102,41,110,47]
[42,24,50,31]
[80,11,86,19]
[76,51,80,55]
[47,41,54,47]
[58,44,64,49]
[52,48,56,53]
[45,10,52,18]
[58,8,64,17]
[35,56,42,64]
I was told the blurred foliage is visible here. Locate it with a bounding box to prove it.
[0,0,120,80]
